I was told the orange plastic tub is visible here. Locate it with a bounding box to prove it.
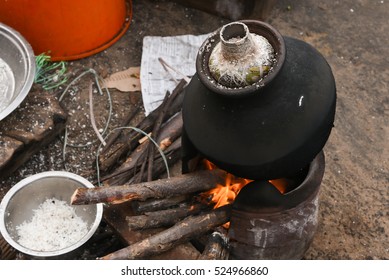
[0,0,132,61]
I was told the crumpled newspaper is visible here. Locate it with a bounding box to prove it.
[140,33,209,115]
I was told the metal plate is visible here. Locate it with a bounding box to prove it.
[0,23,35,121]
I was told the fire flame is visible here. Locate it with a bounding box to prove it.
[201,160,251,208]
[269,178,289,194]
[201,160,289,209]
[204,172,252,208]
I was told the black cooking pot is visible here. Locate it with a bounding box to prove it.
[182,20,336,180]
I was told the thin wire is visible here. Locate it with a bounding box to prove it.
[94,73,113,145]
[59,69,95,102]
[95,126,171,187]
[62,127,69,171]
[59,69,112,148]
[88,82,106,146]
[59,69,113,171]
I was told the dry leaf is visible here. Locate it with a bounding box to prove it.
[102,66,141,92]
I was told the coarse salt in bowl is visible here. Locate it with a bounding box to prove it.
[0,171,103,259]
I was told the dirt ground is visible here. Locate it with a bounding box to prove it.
[1,0,388,260]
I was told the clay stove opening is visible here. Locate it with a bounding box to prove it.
[182,146,325,260]
[198,159,304,210]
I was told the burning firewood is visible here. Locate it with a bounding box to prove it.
[99,205,232,260]
[199,230,230,260]
[126,202,208,230]
[71,169,226,205]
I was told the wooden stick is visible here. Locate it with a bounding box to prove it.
[147,90,170,181]
[132,195,189,214]
[199,230,230,260]
[99,205,232,260]
[146,79,185,181]
[105,135,182,185]
[156,112,183,150]
[134,157,148,184]
[102,142,148,185]
[126,203,208,230]
[98,79,187,172]
[71,169,226,205]
[102,106,141,152]
[132,137,181,183]
[100,112,183,185]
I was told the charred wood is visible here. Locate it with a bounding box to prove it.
[199,230,230,260]
[99,205,232,260]
[132,195,189,214]
[126,203,208,230]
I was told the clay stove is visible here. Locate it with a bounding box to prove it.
[181,20,336,259]
[228,151,324,259]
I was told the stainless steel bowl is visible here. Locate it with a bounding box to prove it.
[0,171,103,258]
[0,22,35,121]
